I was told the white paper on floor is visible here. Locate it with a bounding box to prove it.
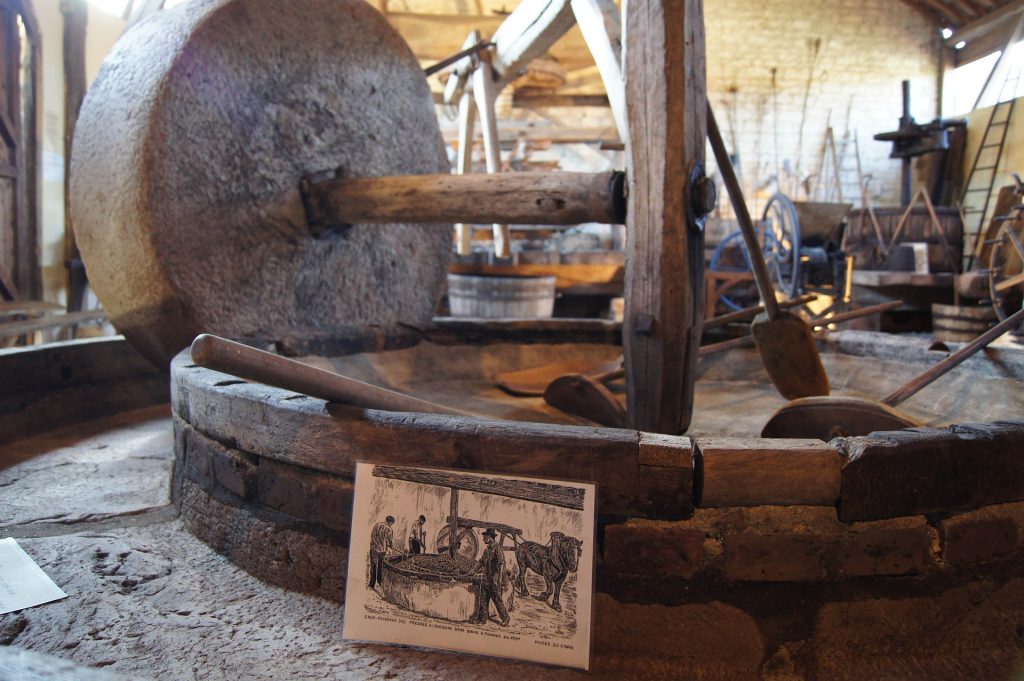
[0,537,67,614]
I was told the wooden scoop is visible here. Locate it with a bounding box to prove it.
[543,366,627,428]
[708,106,830,400]
[190,334,473,417]
[497,357,624,397]
[541,303,897,427]
[495,295,817,398]
[761,305,1024,439]
[540,338,757,427]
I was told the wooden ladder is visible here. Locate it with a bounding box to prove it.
[962,61,1022,271]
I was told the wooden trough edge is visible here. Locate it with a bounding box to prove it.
[173,417,1024,602]
[171,351,1024,524]
[0,336,169,447]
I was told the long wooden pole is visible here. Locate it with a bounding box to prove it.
[882,305,1024,407]
[302,171,625,229]
[473,49,512,258]
[190,334,474,417]
[707,105,780,320]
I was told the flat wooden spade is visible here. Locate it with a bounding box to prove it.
[494,294,818,398]
[540,304,896,427]
[497,357,624,397]
[708,106,830,400]
[762,305,1024,440]
[543,367,627,428]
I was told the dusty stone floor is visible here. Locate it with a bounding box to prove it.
[0,405,757,680]
[3,334,1024,679]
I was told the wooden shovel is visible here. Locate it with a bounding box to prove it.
[543,365,628,428]
[190,334,474,417]
[495,294,817,397]
[542,303,898,427]
[761,305,1024,440]
[542,338,757,427]
[708,106,830,400]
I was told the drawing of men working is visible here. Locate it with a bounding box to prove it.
[368,515,394,590]
[472,528,510,627]
[409,515,427,554]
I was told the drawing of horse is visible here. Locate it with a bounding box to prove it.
[514,531,583,612]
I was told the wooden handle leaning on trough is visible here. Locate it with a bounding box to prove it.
[881,305,1024,407]
[301,170,626,232]
[190,334,475,417]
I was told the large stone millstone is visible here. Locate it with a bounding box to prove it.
[70,0,451,367]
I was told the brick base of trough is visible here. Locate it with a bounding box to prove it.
[171,351,1024,677]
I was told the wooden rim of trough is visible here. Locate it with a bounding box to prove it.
[158,331,1024,602]
[170,337,1024,526]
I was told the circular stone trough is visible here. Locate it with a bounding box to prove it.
[170,325,1024,677]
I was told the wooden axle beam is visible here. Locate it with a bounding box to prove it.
[302,170,626,230]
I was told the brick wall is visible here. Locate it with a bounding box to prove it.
[704,0,941,213]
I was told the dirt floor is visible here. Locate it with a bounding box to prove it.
[0,406,679,680]
[3,335,1024,679]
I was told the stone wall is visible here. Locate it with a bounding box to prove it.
[704,0,941,211]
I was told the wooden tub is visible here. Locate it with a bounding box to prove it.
[380,554,480,622]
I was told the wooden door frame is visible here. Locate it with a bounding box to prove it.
[0,0,41,300]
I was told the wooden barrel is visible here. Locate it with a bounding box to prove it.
[447,274,556,318]
[932,303,997,343]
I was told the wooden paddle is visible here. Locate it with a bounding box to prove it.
[497,357,624,397]
[761,305,1024,440]
[541,303,897,427]
[708,105,830,400]
[495,294,817,397]
[190,334,474,417]
[539,336,757,426]
[543,366,627,428]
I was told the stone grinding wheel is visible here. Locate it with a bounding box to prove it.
[70,0,451,366]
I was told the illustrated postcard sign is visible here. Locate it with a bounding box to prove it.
[342,462,596,670]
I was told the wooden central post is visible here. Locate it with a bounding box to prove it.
[622,0,707,434]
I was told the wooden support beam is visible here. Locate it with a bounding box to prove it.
[570,0,628,147]
[911,0,968,25]
[972,12,1024,110]
[441,122,619,145]
[10,0,42,299]
[946,0,982,20]
[0,105,16,149]
[372,464,586,509]
[0,264,19,301]
[62,0,89,313]
[623,0,707,434]
[454,91,476,256]
[490,0,577,90]
[511,92,610,108]
[0,309,106,337]
[0,300,61,316]
[124,0,163,30]
[472,49,512,258]
[451,31,480,257]
[946,0,1024,45]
